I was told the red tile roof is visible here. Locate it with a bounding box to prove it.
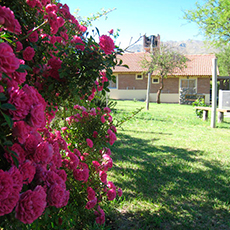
[113,52,218,76]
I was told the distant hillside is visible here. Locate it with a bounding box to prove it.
[126,40,220,55]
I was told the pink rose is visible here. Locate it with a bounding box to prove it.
[28,29,39,43]
[92,131,98,138]
[23,46,35,61]
[10,59,27,84]
[16,41,23,52]
[0,166,23,216]
[0,42,20,74]
[12,121,30,144]
[71,36,85,51]
[87,187,96,200]
[33,141,53,164]
[8,166,23,193]
[67,151,79,170]
[7,143,26,165]
[73,168,89,182]
[45,170,66,188]
[107,189,116,201]
[19,160,36,184]
[107,181,116,189]
[0,170,13,201]
[99,35,115,54]
[0,6,21,34]
[0,192,19,216]
[117,188,123,197]
[24,133,41,156]
[8,87,30,121]
[85,197,97,209]
[15,186,47,224]
[86,138,93,148]
[101,115,106,123]
[108,29,113,35]
[99,171,107,183]
[47,184,69,208]
[29,104,46,128]
[95,206,105,225]
[26,0,37,8]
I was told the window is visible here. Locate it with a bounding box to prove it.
[136,74,143,80]
[108,75,117,89]
[180,78,196,94]
[152,78,159,84]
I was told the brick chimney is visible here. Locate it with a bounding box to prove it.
[143,34,160,53]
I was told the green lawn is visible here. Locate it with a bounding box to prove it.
[104,100,230,230]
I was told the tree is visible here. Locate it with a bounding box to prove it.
[142,45,187,104]
[216,45,230,76]
[184,0,230,46]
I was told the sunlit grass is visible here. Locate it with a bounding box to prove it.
[104,100,230,229]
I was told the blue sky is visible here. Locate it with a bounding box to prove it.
[60,0,205,49]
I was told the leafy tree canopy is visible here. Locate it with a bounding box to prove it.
[184,0,230,46]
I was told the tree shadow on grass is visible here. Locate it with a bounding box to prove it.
[106,132,230,230]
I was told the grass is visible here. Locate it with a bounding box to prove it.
[103,100,230,230]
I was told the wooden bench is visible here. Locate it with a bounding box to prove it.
[195,106,230,123]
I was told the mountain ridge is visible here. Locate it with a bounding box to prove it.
[126,40,219,55]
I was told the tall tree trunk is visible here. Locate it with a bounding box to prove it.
[156,76,164,104]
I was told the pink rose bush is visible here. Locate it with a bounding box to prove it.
[0,0,123,228]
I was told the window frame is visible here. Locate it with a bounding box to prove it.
[135,74,143,80]
[152,77,159,84]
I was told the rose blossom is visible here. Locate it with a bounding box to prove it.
[86,138,93,148]
[23,46,35,61]
[10,59,27,84]
[95,206,105,225]
[85,197,97,210]
[107,189,116,201]
[7,143,26,165]
[99,35,115,54]
[24,133,41,156]
[0,192,20,216]
[47,184,69,208]
[0,6,21,34]
[0,42,20,74]
[19,160,36,184]
[0,166,23,216]
[99,171,107,183]
[8,166,23,193]
[33,141,53,164]
[12,121,30,144]
[87,187,96,200]
[15,186,47,224]
[71,36,85,51]
[29,104,46,128]
[16,41,23,52]
[0,170,13,201]
[28,29,39,43]
[117,188,123,197]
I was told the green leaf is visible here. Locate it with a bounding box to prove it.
[95,27,100,37]
[1,111,13,128]
[16,64,32,73]
[3,140,13,146]
[11,155,19,168]
[0,93,7,101]
[1,103,16,110]
[2,72,11,80]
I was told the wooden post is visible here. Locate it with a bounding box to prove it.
[146,36,154,111]
[146,72,151,110]
[211,58,217,128]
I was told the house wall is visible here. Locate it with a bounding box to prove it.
[110,73,210,103]
[197,78,210,94]
[118,74,179,93]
